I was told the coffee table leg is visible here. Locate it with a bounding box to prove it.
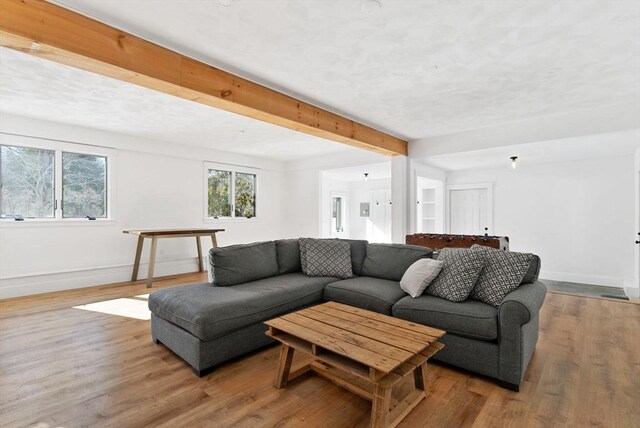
[413,361,429,392]
[274,344,295,388]
[371,384,392,428]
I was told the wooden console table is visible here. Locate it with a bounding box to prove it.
[123,228,224,288]
[265,302,445,428]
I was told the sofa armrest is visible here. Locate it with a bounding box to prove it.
[498,281,547,326]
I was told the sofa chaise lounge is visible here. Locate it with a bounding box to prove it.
[148,239,545,391]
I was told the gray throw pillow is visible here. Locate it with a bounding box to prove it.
[300,238,353,279]
[400,258,444,298]
[470,245,534,307]
[426,247,486,303]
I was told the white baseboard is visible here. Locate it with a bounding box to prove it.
[0,257,201,300]
[539,270,624,288]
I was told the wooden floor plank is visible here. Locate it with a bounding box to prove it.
[0,272,638,427]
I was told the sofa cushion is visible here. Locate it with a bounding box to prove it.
[361,244,433,281]
[149,273,335,341]
[300,238,353,279]
[209,241,279,286]
[393,295,498,341]
[323,277,406,314]
[275,239,301,275]
[426,247,486,303]
[339,239,368,276]
[521,255,541,284]
[469,245,534,307]
[400,258,444,298]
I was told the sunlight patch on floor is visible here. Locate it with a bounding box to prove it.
[73,297,150,320]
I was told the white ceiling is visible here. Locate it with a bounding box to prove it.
[323,161,391,182]
[419,129,640,171]
[0,48,353,161]
[52,0,640,140]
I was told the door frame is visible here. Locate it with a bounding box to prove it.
[329,191,349,238]
[445,183,494,235]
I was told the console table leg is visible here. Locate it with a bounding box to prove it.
[274,344,295,388]
[196,236,203,272]
[146,237,158,288]
[210,233,218,248]
[131,236,144,281]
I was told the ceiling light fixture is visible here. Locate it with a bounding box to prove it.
[362,0,382,14]
[510,156,518,169]
[364,172,369,181]
[217,0,234,6]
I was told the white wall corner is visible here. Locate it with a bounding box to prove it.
[391,155,409,243]
[623,280,640,299]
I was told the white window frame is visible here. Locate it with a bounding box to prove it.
[203,161,259,222]
[0,133,115,226]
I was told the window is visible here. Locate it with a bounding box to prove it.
[0,145,55,218]
[205,163,257,219]
[0,137,112,222]
[62,152,107,218]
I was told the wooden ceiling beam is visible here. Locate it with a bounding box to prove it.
[0,0,408,156]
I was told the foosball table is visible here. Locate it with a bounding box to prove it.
[406,233,509,251]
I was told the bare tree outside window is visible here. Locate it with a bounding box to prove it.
[0,145,55,218]
[62,152,107,218]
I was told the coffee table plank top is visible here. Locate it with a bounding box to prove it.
[307,305,437,345]
[265,302,445,375]
[324,301,444,338]
[295,308,426,354]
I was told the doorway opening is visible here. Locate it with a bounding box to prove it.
[320,162,392,243]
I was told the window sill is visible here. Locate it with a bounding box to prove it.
[203,217,260,224]
[0,219,117,228]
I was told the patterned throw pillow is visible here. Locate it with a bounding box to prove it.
[299,238,353,279]
[470,245,534,307]
[426,247,487,303]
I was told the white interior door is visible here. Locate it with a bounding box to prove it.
[448,187,491,235]
[370,189,391,243]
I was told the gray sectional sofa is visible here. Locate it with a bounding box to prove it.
[148,238,546,391]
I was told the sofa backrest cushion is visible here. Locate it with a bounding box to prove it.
[275,239,301,275]
[361,243,433,281]
[521,255,541,284]
[339,239,368,276]
[209,241,279,286]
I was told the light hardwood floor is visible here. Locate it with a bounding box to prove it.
[1,273,639,428]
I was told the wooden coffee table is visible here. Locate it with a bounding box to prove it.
[264,301,445,428]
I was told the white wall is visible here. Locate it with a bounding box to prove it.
[627,148,640,297]
[0,116,288,298]
[446,156,636,287]
[348,178,392,242]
